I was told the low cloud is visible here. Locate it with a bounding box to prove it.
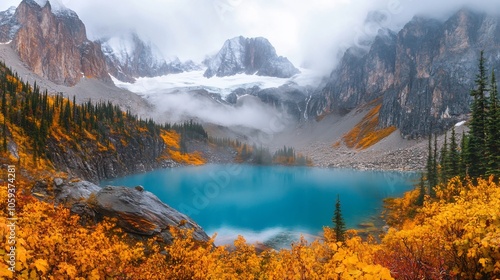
[1,0,498,75]
[141,88,291,136]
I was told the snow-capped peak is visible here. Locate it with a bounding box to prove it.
[32,0,76,17]
[101,34,136,64]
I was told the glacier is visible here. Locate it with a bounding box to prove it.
[111,68,321,98]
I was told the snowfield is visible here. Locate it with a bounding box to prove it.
[111,68,322,97]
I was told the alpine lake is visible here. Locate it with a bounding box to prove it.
[101,164,419,249]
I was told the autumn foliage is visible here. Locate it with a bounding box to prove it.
[341,104,397,150]
[5,175,498,279]
[377,176,500,279]
[160,130,205,165]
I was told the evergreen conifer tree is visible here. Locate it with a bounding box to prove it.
[332,194,346,242]
[468,51,488,177]
[459,131,469,178]
[416,174,426,206]
[440,132,448,184]
[446,127,460,178]
[426,135,435,188]
[486,70,500,177]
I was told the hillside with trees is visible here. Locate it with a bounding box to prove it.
[0,53,499,278]
[0,61,208,181]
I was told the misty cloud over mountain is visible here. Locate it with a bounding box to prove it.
[2,0,498,74]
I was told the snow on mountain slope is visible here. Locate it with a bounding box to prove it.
[101,35,136,65]
[32,0,77,17]
[112,68,320,98]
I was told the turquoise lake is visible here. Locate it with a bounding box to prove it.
[101,164,418,248]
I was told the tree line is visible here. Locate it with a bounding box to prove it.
[421,51,499,202]
[0,61,207,165]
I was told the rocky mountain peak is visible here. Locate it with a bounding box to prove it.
[1,0,110,86]
[100,33,198,82]
[204,36,300,78]
[307,8,500,138]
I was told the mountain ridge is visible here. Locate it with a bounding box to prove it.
[204,36,300,79]
[2,0,110,86]
[306,8,500,138]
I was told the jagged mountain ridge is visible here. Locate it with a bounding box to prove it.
[0,0,110,86]
[204,36,300,78]
[307,9,500,138]
[100,33,201,83]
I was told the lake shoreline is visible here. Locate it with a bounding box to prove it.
[102,164,419,249]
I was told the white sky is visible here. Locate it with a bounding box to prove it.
[1,0,499,74]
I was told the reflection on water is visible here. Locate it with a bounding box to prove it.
[101,164,419,248]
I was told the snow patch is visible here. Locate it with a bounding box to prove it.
[102,35,135,65]
[32,0,76,16]
[112,68,321,98]
[455,120,466,127]
[0,40,12,45]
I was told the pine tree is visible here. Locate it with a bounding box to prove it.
[468,51,488,177]
[440,132,448,184]
[332,194,346,242]
[416,174,426,206]
[430,134,438,197]
[459,131,469,178]
[486,70,500,177]
[446,127,460,178]
[426,135,435,188]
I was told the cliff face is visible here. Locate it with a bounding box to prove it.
[10,0,110,86]
[308,31,397,117]
[204,36,300,78]
[46,128,171,183]
[308,9,500,137]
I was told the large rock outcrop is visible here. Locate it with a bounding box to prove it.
[307,9,500,138]
[94,186,209,242]
[46,126,172,183]
[32,178,209,244]
[204,36,300,78]
[6,0,110,86]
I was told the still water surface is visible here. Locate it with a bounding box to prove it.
[101,164,418,248]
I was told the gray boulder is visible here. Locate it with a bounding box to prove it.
[94,186,209,243]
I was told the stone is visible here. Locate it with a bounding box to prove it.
[94,186,209,243]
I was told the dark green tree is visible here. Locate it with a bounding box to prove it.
[426,135,436,189]
[446,127,460,179]
[486,70,500,177]
[416,174,426,206]
[332,194,346,242]
[468,51,489,177]
[459,131,469,178]
[440,132,448,184]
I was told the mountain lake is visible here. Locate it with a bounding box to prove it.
[101,164,419,248]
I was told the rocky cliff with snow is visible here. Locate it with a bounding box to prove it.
[307,9,500,138]
[204,36,300,78]
[100,33,200,82]
[0,0,110,86]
